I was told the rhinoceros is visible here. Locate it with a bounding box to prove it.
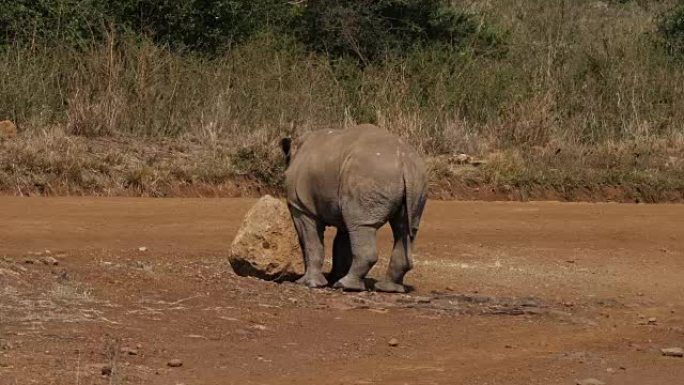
[280,124,427,293]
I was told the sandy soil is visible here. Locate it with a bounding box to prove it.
[1,198,683,385]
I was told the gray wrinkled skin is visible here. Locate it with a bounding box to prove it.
[281,124,427,293]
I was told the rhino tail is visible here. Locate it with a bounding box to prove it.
[401,157,426,272]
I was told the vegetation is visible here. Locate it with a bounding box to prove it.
[1,0,683,201]
[658,3,684,57]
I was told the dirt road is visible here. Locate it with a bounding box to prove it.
[1,198,683,385]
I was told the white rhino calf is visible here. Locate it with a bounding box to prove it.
[281,124,427,293]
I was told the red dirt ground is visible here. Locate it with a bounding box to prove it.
[1,198,683,385]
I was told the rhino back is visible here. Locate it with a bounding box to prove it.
[285,125,425,227]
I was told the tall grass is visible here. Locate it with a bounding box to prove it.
[1,0,683,200]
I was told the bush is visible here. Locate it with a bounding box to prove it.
[0,0,294,53]
[295,0,503,64]
[658,4,684,57]
[107,0,295,53]
[0,0,110,47]
[1,0,500,60]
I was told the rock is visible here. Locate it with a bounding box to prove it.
[648,317,657,325]
[138,246,148,252]
[388,338,399,347]
[101,365,112,376]
[167,359,183,368]
[0,341,14,350]
[120,347,138,356]
[453,153,471,164]
[41,256,59,266]
[229,195,303,280]
[576,379,605,385]
[661,347,684,357]
[414,296,432,304]
[0,120,17,140]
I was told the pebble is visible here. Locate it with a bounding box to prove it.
[576,379,605,385]
[415,296,432,304]
[167,359,183,367]
[120,347,138,356]
[138,246,148,252]
[647,317,657,325]
[41,256,59,266]
[661,347,684,357]
[388,338,399,347]
[101,365,112,376]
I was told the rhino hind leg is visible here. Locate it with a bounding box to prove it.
[333,226,378,291]
[329,229,352,284]
[291,210,328,288]
[375,209,413,293]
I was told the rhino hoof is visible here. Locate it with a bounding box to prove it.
[296,273,328,288]
[374,281,407,293]
[332,276,366,291]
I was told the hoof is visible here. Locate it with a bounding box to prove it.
[332,276,367,292]
[296,273,328,288]
[374,281,407,293]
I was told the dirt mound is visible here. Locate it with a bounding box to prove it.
[229,195,303,280]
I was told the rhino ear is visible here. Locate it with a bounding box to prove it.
[280,137,292,165]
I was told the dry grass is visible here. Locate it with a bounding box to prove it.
[1,0,684,201]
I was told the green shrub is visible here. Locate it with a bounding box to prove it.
[658,4,684,57]
[0,0,110,47]
[106,0,295,53]
[0,0,294,53]
[295,0,503,64]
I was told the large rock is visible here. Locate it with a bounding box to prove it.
[229,195,303,280]
[0,120,17,139]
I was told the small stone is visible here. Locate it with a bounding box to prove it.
[41,256,59,266]
[138,247,148,252]
[388,338,399,347]
[120,347,138,356]
[24,259,34,264]
[661,347,684,357]
[576,379,605,385]
[648,317,657,324]
[101,365,112,376]
[453,153,471,164]
[415,296,431,304]
[606,367,616,374]
[167,359,183,367]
